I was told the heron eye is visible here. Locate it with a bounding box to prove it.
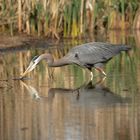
[32,55,39,61]
[75,53,79,58]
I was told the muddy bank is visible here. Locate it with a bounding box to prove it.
[0,34,61,53]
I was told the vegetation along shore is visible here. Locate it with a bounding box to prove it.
[0,0,139,39]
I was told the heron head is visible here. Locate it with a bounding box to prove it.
[21,55,40,77]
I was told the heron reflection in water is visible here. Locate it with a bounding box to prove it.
[21,42,130,80]
[48,79,130,107]
[21,78,130,106]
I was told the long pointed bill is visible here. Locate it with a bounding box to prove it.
[20,61,37,78]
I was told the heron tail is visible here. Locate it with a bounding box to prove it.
[120,45,131,51]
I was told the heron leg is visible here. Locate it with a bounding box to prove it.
[95,67,106,76]
[90,71,93,80]
[94,63,106,76]
[87,68,93,80]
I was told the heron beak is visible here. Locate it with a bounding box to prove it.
[21,61,37,78]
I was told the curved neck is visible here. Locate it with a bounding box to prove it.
[39,53,69,67]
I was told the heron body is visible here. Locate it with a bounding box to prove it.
[21,42,130,79]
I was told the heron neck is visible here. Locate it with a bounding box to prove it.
[39,53,69,67]
[48,58,69,67]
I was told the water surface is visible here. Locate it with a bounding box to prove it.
[0,31,140,140]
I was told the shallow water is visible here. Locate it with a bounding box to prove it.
[0,31,140,140]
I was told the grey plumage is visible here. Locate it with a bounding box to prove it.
[62,42,130,68]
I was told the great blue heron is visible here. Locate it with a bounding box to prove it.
[21,42,130,79]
